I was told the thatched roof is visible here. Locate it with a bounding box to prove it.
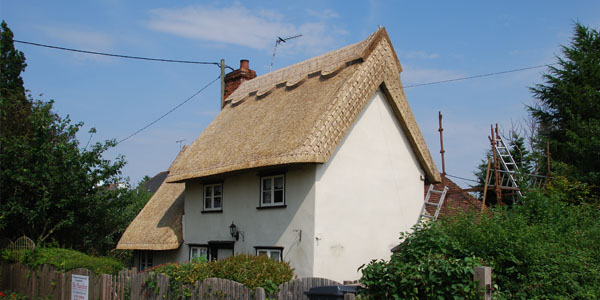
[116,147,187,251]
[168,28,440,183]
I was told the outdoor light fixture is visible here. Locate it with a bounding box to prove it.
[229,222,240,241]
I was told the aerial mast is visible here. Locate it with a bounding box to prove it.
[270,34,302,72]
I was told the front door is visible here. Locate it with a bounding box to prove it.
[207,241,234,261]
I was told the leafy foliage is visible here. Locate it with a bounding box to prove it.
[0,21,150,255]
[145,254,294,293]
[360,191,600,299]
[529,22,600,195]
[359,222,481,299]
[1,247,124,275]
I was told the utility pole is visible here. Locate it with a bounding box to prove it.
[220,58,225,109]
[438,111,446,180]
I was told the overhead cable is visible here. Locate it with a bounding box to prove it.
[403,63,558,88]
[14,39,234,70]
[446,173,480,183]
[117,75,221,145]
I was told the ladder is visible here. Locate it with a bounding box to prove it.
[419,184,449,221]
[493,135,523,199]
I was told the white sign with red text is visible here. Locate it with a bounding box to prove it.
[71,274,88,300]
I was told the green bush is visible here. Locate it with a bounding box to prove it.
[146,254,294,293]
[359,222,482,299]
[443,191,600,299]
[2,247,124,275]
[360,191,600,299]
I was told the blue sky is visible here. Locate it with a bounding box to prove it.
[1,1,599,187]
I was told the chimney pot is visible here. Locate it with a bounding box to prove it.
[240,59,249,70]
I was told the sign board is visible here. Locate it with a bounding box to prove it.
[71,274,89,300]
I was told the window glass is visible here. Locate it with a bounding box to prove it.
[274,176,284,189]
[263,178,271,191]
[274,190,283,203]
[263,191,271,203]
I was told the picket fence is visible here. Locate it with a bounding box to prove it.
[0,263,354,300]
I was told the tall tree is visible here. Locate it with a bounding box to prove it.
[0,20,31,138]
[529,23,600,191]
[0,21,132,254]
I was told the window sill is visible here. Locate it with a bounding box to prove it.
[201,210,223,214]
[256,205,287,210]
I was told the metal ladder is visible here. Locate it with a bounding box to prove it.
[493,136,523,199]
[419,184,449,221]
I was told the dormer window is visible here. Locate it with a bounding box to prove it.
[204,183,223,212]
[260,175,285,207]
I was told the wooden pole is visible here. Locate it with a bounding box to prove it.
[220,58,225,109]
[438,111,446,180]
[491,124,504,206]
[481,157,491,213]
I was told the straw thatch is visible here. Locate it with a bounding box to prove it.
[168,27,441,183]
[116,147,187,250]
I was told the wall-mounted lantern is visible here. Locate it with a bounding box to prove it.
[229,222,240,241]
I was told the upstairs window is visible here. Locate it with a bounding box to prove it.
[204,184,223,211]
[261,175,284,207]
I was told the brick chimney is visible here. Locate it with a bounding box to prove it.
[223,59,257,105]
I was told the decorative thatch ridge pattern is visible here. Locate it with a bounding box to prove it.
[168,28,440,183]
[116,147,187,250]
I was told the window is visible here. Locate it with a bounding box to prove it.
[255,247,283,262]
[260,175,284,207]
[139,251,153,271]
[189,246,208,261]
[204,184,223,211]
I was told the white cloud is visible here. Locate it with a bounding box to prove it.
[38,26,114,50]
[146,4,345,54]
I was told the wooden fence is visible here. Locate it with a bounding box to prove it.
[0,263,355,300]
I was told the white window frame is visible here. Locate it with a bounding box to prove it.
[189,246,208,261]
[204,183,223,211]
[260,175,285,207]
[255,248,282,262]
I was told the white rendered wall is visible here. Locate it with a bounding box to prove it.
[184,165,316,277]
[314,89,426,281]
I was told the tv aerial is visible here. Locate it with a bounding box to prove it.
[270,34,302,72]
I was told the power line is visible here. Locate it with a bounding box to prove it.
[14,39,234,71]
[446,173,480,183]
[403,63,558,89]
[117,75,221,145]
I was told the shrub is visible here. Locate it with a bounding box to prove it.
[146,254,294,293]
[359,222,481,299]
[1,247,124,275]
[442,191,600,299]
[359,191,600,299]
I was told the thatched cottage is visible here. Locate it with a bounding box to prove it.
[117,27,442,281]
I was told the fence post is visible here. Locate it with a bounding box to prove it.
[344,293,356,300]
[254,287,266,300]
[474,266,492,300]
